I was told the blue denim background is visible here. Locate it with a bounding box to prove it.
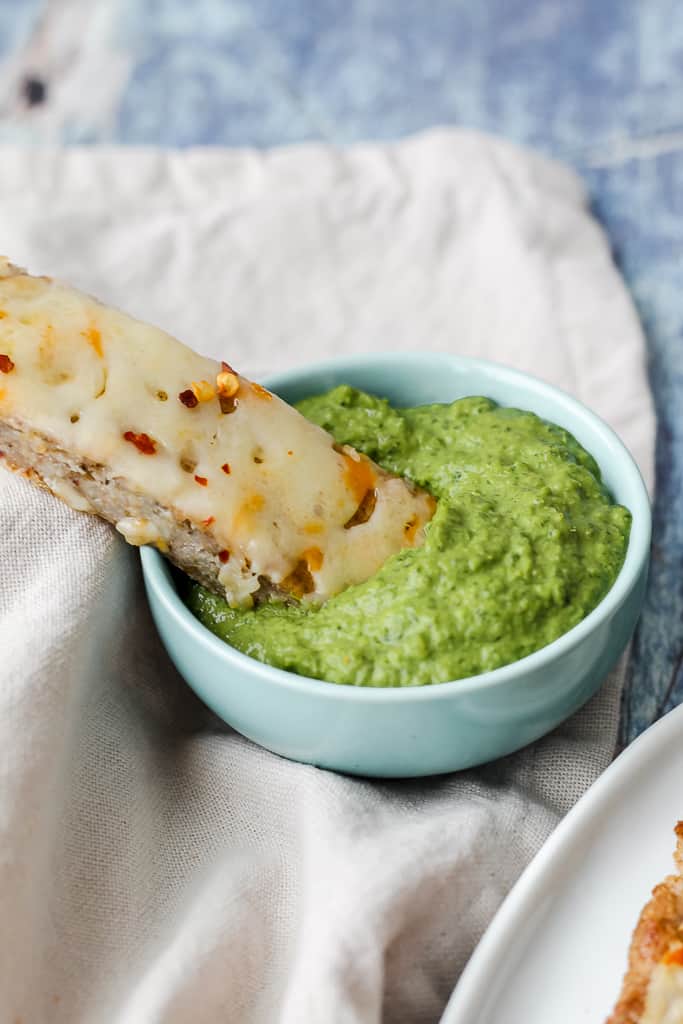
[2,0,681,742]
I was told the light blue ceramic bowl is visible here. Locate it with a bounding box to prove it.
[140,353,651,778]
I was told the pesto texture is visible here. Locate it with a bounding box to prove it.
[186,386,631,687]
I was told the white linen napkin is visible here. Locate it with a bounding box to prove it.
[0,129,654,1024]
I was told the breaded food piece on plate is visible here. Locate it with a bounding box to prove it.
[607,823,683,1024]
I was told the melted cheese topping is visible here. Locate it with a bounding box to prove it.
[0,258,435,605]
[643,954,683,1024]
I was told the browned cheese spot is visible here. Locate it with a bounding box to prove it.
[344,488,377,529]
[302,546,324,571]
[82,324,103,357]
[95,368,108,399]
[280,559,315,599]
[179,449,198,474]
[404,514,420,543]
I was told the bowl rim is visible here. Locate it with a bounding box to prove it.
[140,351,651,704]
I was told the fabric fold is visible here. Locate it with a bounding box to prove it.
[0,129,654,1023]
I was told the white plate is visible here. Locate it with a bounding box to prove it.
[442,702,683,1024]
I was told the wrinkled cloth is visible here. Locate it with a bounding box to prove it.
[0,129,654,1024]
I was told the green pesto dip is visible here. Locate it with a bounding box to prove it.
[186,386,631,687]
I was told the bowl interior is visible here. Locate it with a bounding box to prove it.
[142,352,651,699]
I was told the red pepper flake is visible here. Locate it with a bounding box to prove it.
[201,516,215,527]
[191,379,215,402]
[0,354,15,374]
[194,475,208,486]
[251,381,272,401]
[179,389,199,409]
[221,360,238,375]
[218,549,230,563]
[221,462,231,474]
[219,394,238,415]
[123,430,157,455]
[0,451,4,458]
[217,367,239,400]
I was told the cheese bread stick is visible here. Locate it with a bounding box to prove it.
[0,258,435,606]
